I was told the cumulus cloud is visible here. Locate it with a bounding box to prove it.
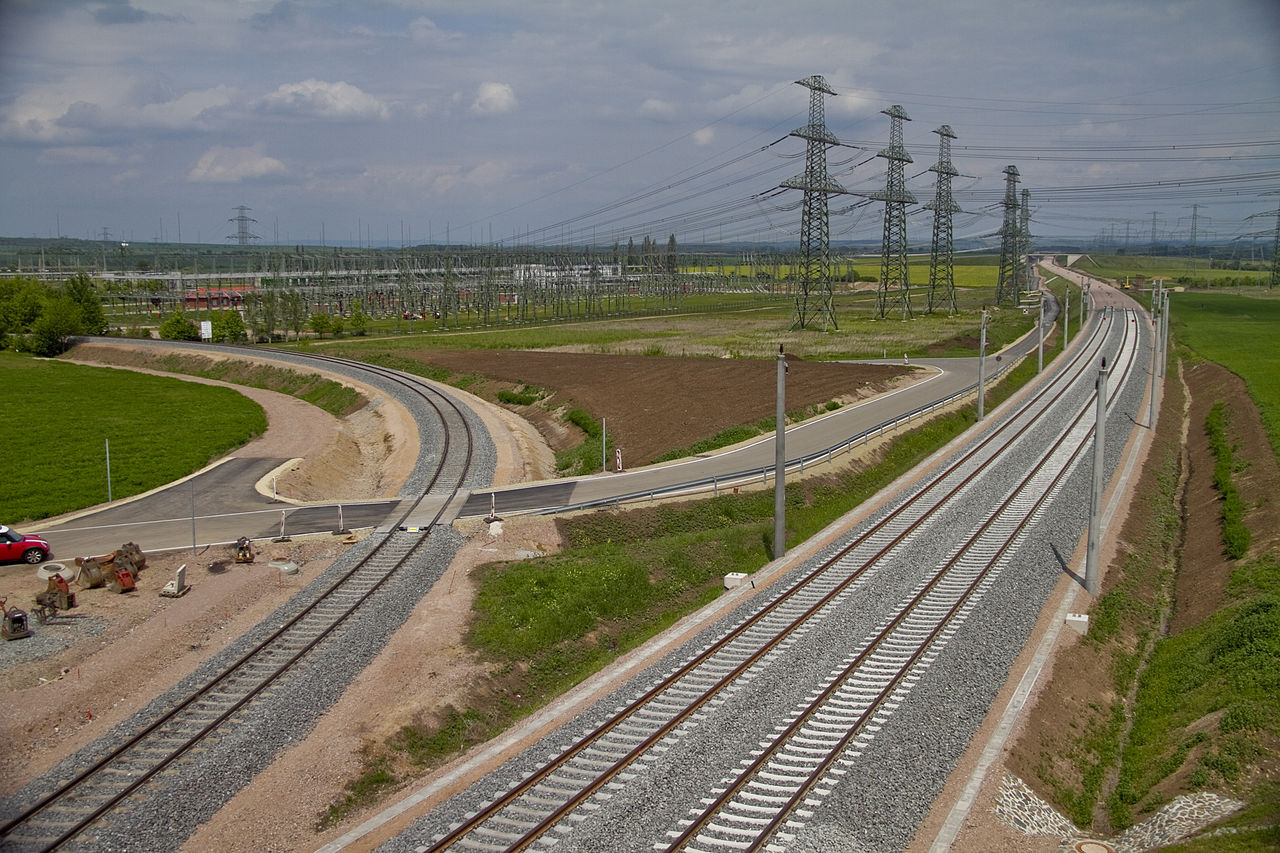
[188,143,285,183]
[692,127,715,145]
[254,79,389,120]
[471,82,517,116]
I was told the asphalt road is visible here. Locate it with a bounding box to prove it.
[20,298,1058,558]
[27,456,398,561]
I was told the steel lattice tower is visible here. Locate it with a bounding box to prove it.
[1271,201,1280,289]
[228,205,260,246]
[995,165,1021,306]
[780,75,846,330]
[872,105,916,319]
[925,124,960,315]
[1017,188,1033,296]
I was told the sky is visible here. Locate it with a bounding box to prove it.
[1,0,1278,251]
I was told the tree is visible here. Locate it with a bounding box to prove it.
[63,271,108,335]
[28,294,83,356]
[308,312,333,338]
[158,311,200,341]
[258,289,280,341]
[210,309,246,343]
[0,276,46,347]
[348,307,370,336]
[282,290,307,340]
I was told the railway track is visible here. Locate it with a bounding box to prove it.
[0,353,481,853]
[409,305,1144,852]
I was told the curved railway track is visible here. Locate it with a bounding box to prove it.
[0,352,481,853]
[412,304,1144,852]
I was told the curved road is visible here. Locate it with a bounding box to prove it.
[28,296,1059,559]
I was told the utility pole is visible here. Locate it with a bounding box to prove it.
[1085,356,1108,596]
[781,75,845,331]
[1037,291,1045,374]
[1148,211,1161,255]
[977,309,988,420]
[1148,294,1159,428]
[873,105,916,320]
[926,125,960,315]
[774,345,787,560]
[1064,285,1070,347]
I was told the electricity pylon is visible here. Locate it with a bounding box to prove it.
[228,206,260,245]
[781,75,846,330]
[1017,188,1033,296]
[995,165,1021,306]
[925,124,959,315]
[873,105,916,319]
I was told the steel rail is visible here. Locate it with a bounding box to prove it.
[417,307,1136,851]
[664,310,1140,851]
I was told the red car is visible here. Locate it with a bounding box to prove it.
[0,525,51,564]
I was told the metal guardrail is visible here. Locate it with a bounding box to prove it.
[524,355,1023,517]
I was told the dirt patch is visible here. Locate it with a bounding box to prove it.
[0,535,358,799]
[182,516,566,853]
[1171,360,1280,633]
[397,349,910,465]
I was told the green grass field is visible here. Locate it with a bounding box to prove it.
[1069,254,1272,288]
[0,352,266,523]
[1170,293,1280,462]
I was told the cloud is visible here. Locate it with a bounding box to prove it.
[254,79,389,120]
[37,146,133,166]
[91,1,182,25]
[188,143,285,183]
[471,82,517,115]
[692,127,715,145]
[409,16,458,45]
[639,98,677,119]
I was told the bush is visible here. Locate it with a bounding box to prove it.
[158,311,200,341]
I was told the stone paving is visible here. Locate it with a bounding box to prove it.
[994,773,1245,852]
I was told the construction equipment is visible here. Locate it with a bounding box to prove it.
[76,542,147,592]
[2,598,32,640]
[33,575,76,623]
[235,537,254,563]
